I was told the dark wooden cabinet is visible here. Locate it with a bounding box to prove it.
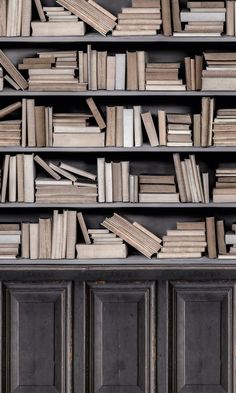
[0,266,235,393]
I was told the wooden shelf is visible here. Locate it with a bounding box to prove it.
[0,202,235,208]
[0,33,236,43]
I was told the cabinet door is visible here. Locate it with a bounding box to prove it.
[2,282,72,393]
[171,282,234,393]
[88,282,156,393]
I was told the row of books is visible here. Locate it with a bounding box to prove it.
[3,48,236,92]
[3,210,236,260]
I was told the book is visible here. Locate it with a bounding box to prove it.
[123,109,134,147]
[23,154,35,203]
[206,217,217,258]
[31,21,85,36]
[77,244,128,259]
[0,50,28,90]
[77,212,91,244]
[141,112,159,146]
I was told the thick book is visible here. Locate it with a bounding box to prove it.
[77,244,128,259]
[141,112,159,146]
[31,21,85,36]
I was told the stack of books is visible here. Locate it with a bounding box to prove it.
[177,1,226,37]
[173,153,209,203]
[158,220,207,258]
[223,225,236,256]
[1,0,32,37]
[35,161,97,203]
[77,213,127,258]
[20,51,87,92]
[212,107,236,146]
[0,50,28,91]
[1,154,35,203]
[0,224,21,259]
[202,52,236,91]
[213,167,236,202]
[145,62,186,91]
[102,213,162,258]
[31,5,85,36]
[57,0,117,36]
[0,120,21,146]
[21,210,77,259]
[97,158,131,203]
[166,113,193,147]
[139,174,179,203]
[113,0,162,36]
[184,55,203,91]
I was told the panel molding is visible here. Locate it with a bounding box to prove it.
[87,282,156,393]
[171,282,234,393]
[3,282,72,393]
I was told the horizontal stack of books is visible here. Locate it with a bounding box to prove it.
[212,107,236,146]
[173,153,209,203]
[177,1,226,37]
[223,226,236,257]
[139,174,179,202]
[31,5,85,36]
[0,120,21,146]
[184,55,203,91]
[21,210,77,259]
[0,224,21,259]
[113,0,162,36]
[145,62,186,91]
[158,221,207,258]
[20,51,87,92]
[35,161,97,203]
[166,113,193,147]
[213,167,236,202]
[202,52,236,91]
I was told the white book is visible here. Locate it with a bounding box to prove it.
[115,54,126,90]
[97,158,105,203]
[134,106,143,147]
[9,156,16,202]
[123,109,134,147]
[105,162,113,202]
[121,161,130,202]
[24,154,35,203]
[180,11,226,22]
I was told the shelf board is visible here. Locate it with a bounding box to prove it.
[0,256,235,269]
[1,33,236,43]
[0,146,235,153]
[0,89,234,97]
[0,202,236,208]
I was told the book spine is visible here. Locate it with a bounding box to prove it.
[206,217,217,258]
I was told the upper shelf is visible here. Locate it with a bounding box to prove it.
[1,202,236,208]
[1,33,236,43]
[1,89,236,97]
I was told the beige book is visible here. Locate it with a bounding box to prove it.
[106,107,116,146]
[1,155,10,203]
[226,0,234,36]
[21,222,30,258]
[193,114,201,147]
[31,21,85,36]
[86,98,106,129]
[158,110,166,146]
[121,161,130,202]
[112,162,122,202]
[185,158,197,202]
[171,0,181,32]
[22,0,32,36]
[21,99,27,148]
[97,158,105,203]
[91,49,97,91]
[201,97,210,147]
[206,217,217,258]
[0,101,22,119]
[208,98,215,146]
[139,175,175,184]
[48,163,77,182]
[177,221,206,230]
[105,162,113,202]
[39,218,52,259]
[34,155,61,180]
[53,133,105,147]
[59,162,96,181]
[161,247,205,253]
[190,58,196,91]
[16,154,24,202]
[51,210,58,259]
[77,244,127,259]
[34,0,46,21]
[137,51,145,91]
[4,75,21,90]
[26,99,36,147]
[30,223,39,259]
[77,212,91,244]
[161,0,172,35]
[203,173,209,203]
[158,252,201,258]
[127,52,138,90]
[216,220,227,254]
[66,211,77,259]
[134,106,143,147]
[87,0,117,21]
[132,0,160,6]
[139,193,179,202]
[0,0,7,36]
[23,154,35,203]
[141,112,159,146]
[184,57,191,91]
[133,221,162,245]
[9,156,16,203]
[106,56,116,91]
[195,55,203,91]
[140,184,176,193]
[116,106,124,147]
[35,106,46,147]
[0,50,28,90]
[173,153,187,202]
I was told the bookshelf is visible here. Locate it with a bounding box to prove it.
[0,1,236,392]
